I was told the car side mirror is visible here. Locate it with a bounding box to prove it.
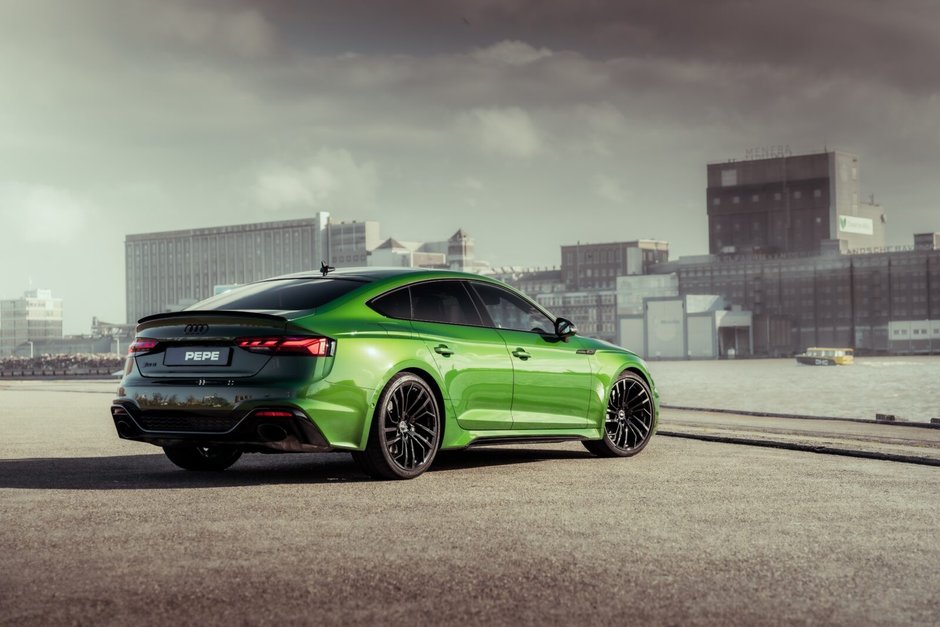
[554,317,577,340]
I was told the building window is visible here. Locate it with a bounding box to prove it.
[774,192,781,200]
[793,190,802,199]
[713,197,721,206]
[752,194,759,202]
[732,196,740,204]
[721,169,738,186]
[813,189,822,198]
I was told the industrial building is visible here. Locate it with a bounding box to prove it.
[125,213,333,323]
[494,147,935,359]
[0,289,64,357]
[498,243,671,345]
[652,233,940,355]
[561,240,669,290]
[125,213,482,322]
[535,290,618,343]
[707,150,885,256]
[611,275,754,359]
[619,294,753,360]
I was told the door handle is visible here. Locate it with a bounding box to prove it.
[511,348,531,360]
[434,344,454,357]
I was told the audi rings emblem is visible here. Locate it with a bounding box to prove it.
[184,323,209,334]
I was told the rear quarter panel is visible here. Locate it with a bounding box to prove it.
[292,310,465,450]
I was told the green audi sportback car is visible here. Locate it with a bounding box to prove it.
[111,268,659,479]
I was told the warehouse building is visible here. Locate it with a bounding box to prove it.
[125,213,334,323]
[707,150,885,256]
[125,213,482,322]
[652,233,940,355]
[619,294,753,360]
[561,240,669,290]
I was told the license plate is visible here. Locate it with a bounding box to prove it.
[164,347,232,366]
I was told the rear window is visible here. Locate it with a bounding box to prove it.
[189,279,365,311]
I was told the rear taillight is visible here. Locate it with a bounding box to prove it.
[128,338,158,354]
[237,336,334,357]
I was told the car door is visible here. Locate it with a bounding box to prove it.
[468,281,593,429]
[406,280,515,431]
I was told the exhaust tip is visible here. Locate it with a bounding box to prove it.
[115,420,134,438]
[257,423,288,442]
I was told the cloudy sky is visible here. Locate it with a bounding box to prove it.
[1,0,939,332]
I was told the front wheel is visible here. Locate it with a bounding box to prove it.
[583,371,655,458]
[162,445,242,471]
[352,373,442,480]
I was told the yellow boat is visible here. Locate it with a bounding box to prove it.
[796,347,854,366]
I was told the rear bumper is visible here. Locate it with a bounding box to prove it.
[110,402,332,453]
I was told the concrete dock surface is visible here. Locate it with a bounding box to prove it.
[1,380,938,625]
[661,407,940,465]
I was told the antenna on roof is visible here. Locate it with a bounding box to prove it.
[320,260,335,277]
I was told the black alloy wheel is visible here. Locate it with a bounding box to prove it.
[353,372,442,480]
[162,444,243,471]
[583,371,655,457]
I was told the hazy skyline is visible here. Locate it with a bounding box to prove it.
[1,0,939,333]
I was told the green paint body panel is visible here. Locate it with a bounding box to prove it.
[115,269,659,453]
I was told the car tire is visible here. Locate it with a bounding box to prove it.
[353,372,442,480]
[162,445,243,471]
[583,371,655,458]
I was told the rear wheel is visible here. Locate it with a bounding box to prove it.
[583,371,655,458]
[353,373,442,480]
[162,445,242,471]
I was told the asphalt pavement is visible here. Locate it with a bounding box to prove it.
[1,381,938,626]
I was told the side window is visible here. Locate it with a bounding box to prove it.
[470,282,554,334]
[409,281,482,326]
[369,288,411,319]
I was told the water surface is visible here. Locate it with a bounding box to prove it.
[648,356,939,423]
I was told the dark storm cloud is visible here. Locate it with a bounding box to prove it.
[254,0,940,93]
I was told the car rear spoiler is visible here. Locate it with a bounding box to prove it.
[137,310,289,324]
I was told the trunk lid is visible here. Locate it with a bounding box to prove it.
[133,311,293,378]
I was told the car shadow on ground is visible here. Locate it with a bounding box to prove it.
[431,446,593,472]
[0,446,594,490]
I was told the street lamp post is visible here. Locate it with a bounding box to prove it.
[25,340,33,359]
